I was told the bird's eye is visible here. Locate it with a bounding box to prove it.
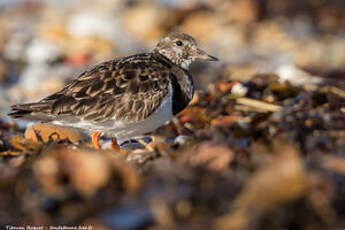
[175,40,183,46]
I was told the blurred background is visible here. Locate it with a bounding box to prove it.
[0,0,345,229]
[0,0,345,112]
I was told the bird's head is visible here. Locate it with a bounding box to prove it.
[154,32,218,70]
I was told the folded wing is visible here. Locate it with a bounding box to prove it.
[9,54,171,124]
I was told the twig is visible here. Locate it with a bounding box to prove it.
[236,97,282,112]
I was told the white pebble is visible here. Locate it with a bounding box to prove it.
[231,82,248,96]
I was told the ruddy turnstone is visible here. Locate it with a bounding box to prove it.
[9,32,218,150]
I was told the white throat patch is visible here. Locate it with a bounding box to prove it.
[181,59,192,70]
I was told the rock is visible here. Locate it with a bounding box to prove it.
[276,64,324,89]
[40,78,65,95]
[67,11,117,41]
[180,11,246,60]
[220,0,259,24]
[180,11,220,43]
[3,31,28,61]
[122,3,168,43]
[39,20,69,43]
[25,123,89,143]
[231,82,248,96]
[26,39,62,64]
[66,36,114,63]
[10,63,75,101]
[224,65,258,81]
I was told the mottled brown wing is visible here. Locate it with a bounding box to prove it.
[10,54,171,123]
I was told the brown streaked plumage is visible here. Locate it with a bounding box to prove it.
[9,32,218,149]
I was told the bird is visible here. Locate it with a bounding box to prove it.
[8,32,218,150]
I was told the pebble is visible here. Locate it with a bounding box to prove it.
[26,39,62,64]
[67,11,117,41]
[276,65,324,89]
[231,82,248,97]
[122,3,168,43]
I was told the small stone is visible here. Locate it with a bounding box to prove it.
[225,65,257,81]
[174,135,192,146]
[221,0,259,24]
[231,82,248,97]
[26,39,62,64]
[67,11,117,41]
[180,11,220,43]
[123,3,167,43]
[25,123,89,143]
[276,64,324,89]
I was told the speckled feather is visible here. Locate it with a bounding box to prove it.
[9,32,217,139]
[11,53,178,122]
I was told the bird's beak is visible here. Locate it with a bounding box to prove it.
[195,48,218,61]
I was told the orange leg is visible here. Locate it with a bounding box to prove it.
[110,138,124,153]
[91,131,102,149]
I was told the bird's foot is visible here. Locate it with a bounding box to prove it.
[91,131,102,149]
[110,138,125,153]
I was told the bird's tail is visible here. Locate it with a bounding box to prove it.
[8,102,54,121]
